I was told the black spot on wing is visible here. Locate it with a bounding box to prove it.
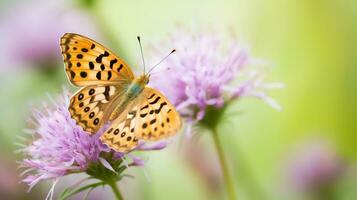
[107,71,112,80]
[66,53,71,61]
[89,62,94,70]
[89,112,95,118]
[96,51,109,63]
[96,71,101,80]
[70,70,75,79]
[89,88,95,95]
[109,59,118,69]
[117,64,123,72]
[78,93,84,100]
[142,123,148,129]
[149,96,161,105]
[148,93,156,99]
[141,105,149,110]
[80,71,87,78]
[103,86,110,100]
[150,119,156,125]
[155,102,167,114]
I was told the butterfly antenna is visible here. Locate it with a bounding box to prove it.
[137,36,146,74]
[149,67,172,75]
[147,49,176,74]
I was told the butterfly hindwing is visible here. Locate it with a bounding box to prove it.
[100,87,181,152]
[60,33,134,86]
[136,87,181,141]
[69,85,125,134]
[100,101,140,152]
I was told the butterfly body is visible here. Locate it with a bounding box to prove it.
[60,33,181,152]
[109,75,149,121]
[126,74,149,99]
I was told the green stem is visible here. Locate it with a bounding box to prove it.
[233,147,265,200]
[108,181,124,200]
[211,127,237,200]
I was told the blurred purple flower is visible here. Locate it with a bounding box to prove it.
[285,139,346,193]
[0,0,98,71]
[19,89,166,193]
[150,29,284,123]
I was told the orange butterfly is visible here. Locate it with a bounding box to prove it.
[60,33,181,152]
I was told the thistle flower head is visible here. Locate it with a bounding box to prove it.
[149,28,284,127]
[19,89,167,193]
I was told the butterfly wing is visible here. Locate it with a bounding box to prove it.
[100,87,181,152]
[100,99,141,152]
[61,33,135,134]
[136,87,181,141]
[69,85,126,134]
[60,33,134,86]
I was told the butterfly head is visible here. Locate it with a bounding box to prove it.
[137,74,150,86]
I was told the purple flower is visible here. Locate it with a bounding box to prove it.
[0,0,98,72]
[285,138,346,193]
[149,29,284,123]
[19,88,167,194]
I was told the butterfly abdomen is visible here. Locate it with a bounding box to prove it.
[108,81,146,121]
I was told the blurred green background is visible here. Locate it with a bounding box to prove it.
[0,0,356,199]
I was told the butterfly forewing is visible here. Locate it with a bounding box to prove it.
[60,33,134,86]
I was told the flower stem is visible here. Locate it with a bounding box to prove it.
[211,127,237,200]
[108,181,124,200]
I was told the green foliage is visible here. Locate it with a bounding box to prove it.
[86,153,127,183]
[58,181,104,200]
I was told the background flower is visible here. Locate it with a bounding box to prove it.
[0,0,98,72]
[150,28,284,124]
[284,138,346,196]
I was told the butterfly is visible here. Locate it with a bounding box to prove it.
[60,33,181,152]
